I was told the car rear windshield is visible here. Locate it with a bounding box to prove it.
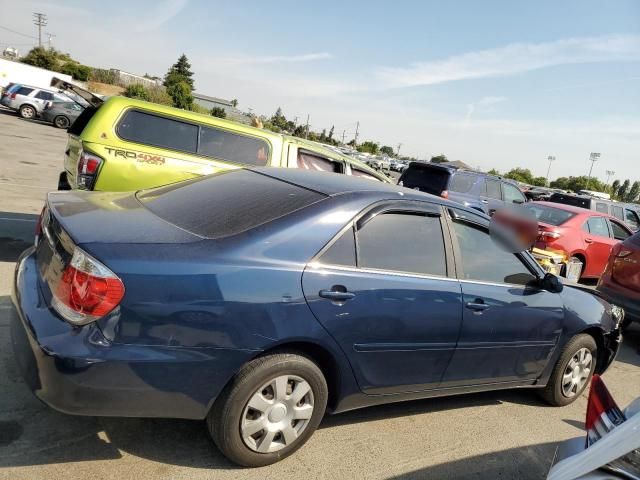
[138,169,327,239]
[400,164,451,195]
[524,204,577,226]
[68,105,100,135]
[549,193,591,209]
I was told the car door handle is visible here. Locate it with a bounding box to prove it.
[585,238,594,244]
[465,300,490,311]
[481,199,489,204]
[319,289,355,301]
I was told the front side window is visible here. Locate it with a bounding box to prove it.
[586,217,610,238]
[612,206,624,220]
[198,126,269,166]
[624,209,640,231]
[117,110,198,153]
[610,220,631,241]
[297,151,342,173]
[596,203,609,214]
[357,212,446,276]
[452,218,535,285]
[503,183,525,204]
[485,179,502,200]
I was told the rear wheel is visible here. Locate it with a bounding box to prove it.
[207,352,328,467]
[541,334,597,406]
[19,104,36,119]
[53,115,70,129]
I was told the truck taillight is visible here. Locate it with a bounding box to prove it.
[10,93,16,99]
[51,247,124,325]
[76,150,103,190]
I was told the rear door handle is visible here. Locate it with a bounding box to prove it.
[319,289,355,301]
[585,238,594,244]
[465,300,490,311]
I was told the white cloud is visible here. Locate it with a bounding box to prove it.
[378,34,640,87]
[216,52,333,65]
[464,96,508,124]
[136,0,189,32]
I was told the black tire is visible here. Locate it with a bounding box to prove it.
[540,334,597,406]
[53,115,70,129]
[207,352,328,467]
[19,104,36,119]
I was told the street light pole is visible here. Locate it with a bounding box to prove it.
[586,152,601,189]
[545,155,556,186]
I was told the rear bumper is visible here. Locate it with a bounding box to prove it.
[10,249,253,419]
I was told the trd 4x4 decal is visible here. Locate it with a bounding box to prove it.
[104,147,166,165]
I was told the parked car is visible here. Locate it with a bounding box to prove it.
[398,162,527,215]
[0,83,69,119]
[549,192,640,232]
[524,186,554,201]
[597,231,640,327]
[40,100,85,129]
[547,375,640,480]
[526,201,633,279]
[12,168,623,467]
[51,78,388,192]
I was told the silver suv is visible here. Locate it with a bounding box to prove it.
[0,84,69,119]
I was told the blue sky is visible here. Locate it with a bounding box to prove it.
[2,0,639,180]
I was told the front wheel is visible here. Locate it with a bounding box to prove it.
[207,352,328,467]
[541,334,597,406]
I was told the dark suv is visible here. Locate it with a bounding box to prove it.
[548,193,640,231]
[398,162,526,214]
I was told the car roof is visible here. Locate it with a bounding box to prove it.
[533,201,611,216]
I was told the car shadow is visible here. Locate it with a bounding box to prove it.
[385,441,557,479]
[0,212,37,262]
[617,323,640,368]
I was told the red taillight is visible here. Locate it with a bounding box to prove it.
[441,190,449,199]
[585,375,626,447]
[538,230,561,240]
[76,150,103,190]
[51,247,124,325]
[10,92,16,99]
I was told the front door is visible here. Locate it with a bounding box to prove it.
[302,204,463,394]
[441,209,564,387]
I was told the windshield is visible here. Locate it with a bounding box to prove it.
[524,204,577,226]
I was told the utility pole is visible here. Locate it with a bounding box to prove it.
[304,114,310,139]
[293,116,298,127]
[46,32,56,49]
[341,130,346,145]
[33,13,47,48]
[586,152,601,189]
[545,155,556,186]
[354,121,359,146]
[605,170,615,185]
[396,143,403,157]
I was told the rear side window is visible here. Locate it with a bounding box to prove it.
[485,179,502,199]
[16,87,34,95]
[449,173,476,193]
[68,106,99,135]
[596,203,609,214]
[586,217,610,237]
[198,126,269,166]
[320,227,356,266]
[138,170,326,239]
[35,91,54,100]
[356,213,446,276]
[117,110,198,153]
[612,206,624,220]
[297,151,342,173]
[399,164,450,196]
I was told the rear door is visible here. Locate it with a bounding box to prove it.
[441,208,564,386]
[583,216,617,277]
[302,202,463,394]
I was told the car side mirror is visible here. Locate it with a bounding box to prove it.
[513,198,525,204]
[541,273,563,293]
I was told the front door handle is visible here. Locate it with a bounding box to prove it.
[319,288,355,301]
[465,300,490,311]
[481,199,489,204]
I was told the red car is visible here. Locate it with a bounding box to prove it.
[597,231,640,327]
[525,201,633,279]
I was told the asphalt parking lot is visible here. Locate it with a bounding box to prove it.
[0,108,639,480]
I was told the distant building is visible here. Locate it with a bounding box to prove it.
[192,92,250,124]
[109,69,161,88]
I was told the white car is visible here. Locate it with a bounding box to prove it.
[547,375,640,480]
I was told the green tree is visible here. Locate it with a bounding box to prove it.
[230,99,238,108]
[124,84,150,101]
[504,168,535,184]
[21,47,58,70]
[59,62,91,81]
[164,54,194,89]
[328,125,334,140]
[487,168,500,176]
[357,141,379,155]
[166,81,193,109]
[617,179,631,201]
[532,176,548,187]
[380,145,395,157]
[430,154,448,164]
[611,179,621,199]
[210,106,227,118]
[626,181,640,203]
[270,107,289,131]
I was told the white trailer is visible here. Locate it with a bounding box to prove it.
[0,58,73,90]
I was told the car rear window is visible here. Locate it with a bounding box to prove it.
[399,164,451,195]
[549,193,591,209]
[68,105,100,135]
[449,173,476,193]
[524,204,577,226]
[138,169,327,239]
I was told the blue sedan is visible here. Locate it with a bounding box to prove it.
[10,168,623,467]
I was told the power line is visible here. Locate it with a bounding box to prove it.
[0,24,38,39]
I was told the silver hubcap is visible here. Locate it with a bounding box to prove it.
[241,375,314,453]
[561,347,593,398]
